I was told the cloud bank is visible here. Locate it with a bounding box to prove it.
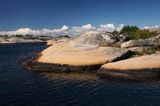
[0,24,159,36]
[143,25,159,29]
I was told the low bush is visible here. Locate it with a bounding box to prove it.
[119,26,157,39]
[135,48,157,56]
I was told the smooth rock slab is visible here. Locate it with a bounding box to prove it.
[27,42,133,72]
[127,46,156,53]
[46,38,69,46]
[27,31,133,72]
[38,47,131,66]
[121,39,156,48]
[98,54,160,80]
[69,31,127,47]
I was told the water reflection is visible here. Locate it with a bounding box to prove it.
[40,72,99,80]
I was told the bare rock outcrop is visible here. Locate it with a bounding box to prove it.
[98,54,160,80]
[121,39,156,48]
[27,31,133,72]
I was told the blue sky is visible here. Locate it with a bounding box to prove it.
[0,0,160,31]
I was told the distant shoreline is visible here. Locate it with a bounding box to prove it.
[0,41,46,44]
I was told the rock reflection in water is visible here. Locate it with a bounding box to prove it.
[40,72,99,80]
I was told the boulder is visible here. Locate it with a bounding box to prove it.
[127,46,156,53]
[98,54,160,80]
[70,31,127,47]
[149,28,160,34]
[37,46,131,66]
[27,41,133,72]
[118,34,130,42]
[26,31,134,72]
[147,34,160,48]
[0,38,7,43]
[121,39,156,48]
[156,51,160,54]
[147,34,160,41]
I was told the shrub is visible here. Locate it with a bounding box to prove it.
[15,35,23,37]
[135,48,157,56]
[120,26,157,39]
[134,30,157,39]
[120,26,139,37]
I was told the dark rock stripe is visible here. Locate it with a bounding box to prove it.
[25,61,101,73]
[97,68,160,80]
[24,49,134,73]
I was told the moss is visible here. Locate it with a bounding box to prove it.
[135,52,145,56]
[135,48,157,56]
[147,48,157,54]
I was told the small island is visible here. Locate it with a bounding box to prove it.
[0,35,53,44]
[24,26,160,80]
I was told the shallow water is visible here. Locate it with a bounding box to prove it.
[1,43,160,106]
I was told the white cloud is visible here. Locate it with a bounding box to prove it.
[1,23,158,37]
[66,24,96,36]
[61,25,69,30]
[0,28,41,36]
[143,26,150,29]
[116,24,125,32]
[99,24,116,32]
[143,25,159,29]
[16,28,41,35]
[81,24,95,30]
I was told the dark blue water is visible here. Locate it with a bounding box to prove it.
[1,43,160,106]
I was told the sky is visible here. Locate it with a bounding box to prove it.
[0,0,160,36]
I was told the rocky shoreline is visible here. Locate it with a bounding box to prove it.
[0,36,53,44]
[0,40,46,44]
[25,31,160,80]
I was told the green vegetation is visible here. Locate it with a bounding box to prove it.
[14,35,23,37]
[120,26,139,36]
[119,26,157,39]
[57,35,70,38]
[112,30,119,35]
[134,30,157,39]
[135,48,157,56]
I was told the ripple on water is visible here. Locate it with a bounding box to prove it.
[1,43,160,105]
